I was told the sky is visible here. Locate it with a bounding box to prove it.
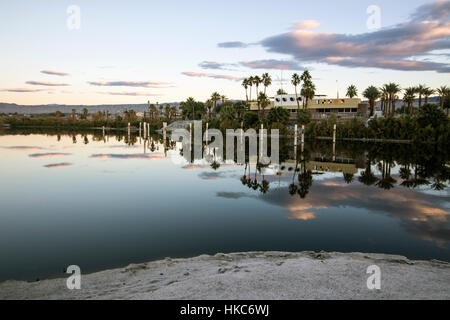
[0,0,449,105]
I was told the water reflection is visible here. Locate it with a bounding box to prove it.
[0,129,448,281]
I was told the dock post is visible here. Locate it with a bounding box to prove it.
[333,124,337,144]
[301,125,305,144]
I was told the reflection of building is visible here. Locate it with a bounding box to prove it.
[249,94,368,120]
[277,154,365,175]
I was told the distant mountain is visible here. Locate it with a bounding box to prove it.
[0,102,181,115]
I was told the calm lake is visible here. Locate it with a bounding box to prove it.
[0,129,449,282]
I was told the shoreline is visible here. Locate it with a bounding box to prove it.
[0,251,449,300]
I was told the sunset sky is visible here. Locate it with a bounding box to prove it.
[0,0,449,105]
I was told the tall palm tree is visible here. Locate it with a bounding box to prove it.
[205,99,213,119]
[386,83,401,115]
[380,85,389,116]
[291,73,301,110]
[343,173,354,184]
[363,86,381,117]
[262,73,272,95]
[258,92,270,118]
[436,86,449,111]
[242,78,249,102]
[211,92,221,114]
[300,70,312,83]
[403,87,416,115]
[423,87,434,104]
[346,85,358,98]
[358,160,378,186]
[248,76,254,101]
[415,84,426,108]
[302,79,316,109]
[253,76,261,100]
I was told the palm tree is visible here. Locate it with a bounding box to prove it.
[302,79,316,109]
[423,87,434,104]
[403,87,416,115]
[346,85,358,98]
[358,160,378,186]
[385,83,401,115]
[221,95,227,104]
[171,106,177,120]
[81,108,88,120]
[211,92,221,114]
[277,88,287,95]
[262,73,272,95]
[253,76,262,101]
[291,73,301,110]
[258,92,270,118]
[363,86,381,117]
[165,104,171,121]
[343,173,354,184]
[242,78,249,102]
[437,86,449,111]
[376,160,397,190]
[300,70,312,83]
[380,85,389,116]
[248,76,254,101]
[149,104,157,121]
[415,84,426,108]
[205,99,213,119]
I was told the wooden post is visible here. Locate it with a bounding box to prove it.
[294,124,298,146]
[301,125,305,144]
[333,124,337,144]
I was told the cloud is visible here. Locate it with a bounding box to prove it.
[198,171,227,180]
[410,0,450,21]
[216,192,248,199]
[198,61,236,70]
[41,70,69,76]
[0,88,44,92]
[224,1,450,73]
[44,162,72,169]
[29,153,71,158]
[260,177,449,245]
[182,71,244,81]
[217,41,248,48]
[98,92,162,96]
[26,81,69,86]
[87,81,172,88]
[2,146,44,150]
[240,59,305,70]
[294,20,321,30]
[90,153,165,160]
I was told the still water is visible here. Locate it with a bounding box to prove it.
[0,129,448,282]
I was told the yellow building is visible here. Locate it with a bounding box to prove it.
[249,94,367,118]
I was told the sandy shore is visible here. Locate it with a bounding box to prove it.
[0,251,449,300]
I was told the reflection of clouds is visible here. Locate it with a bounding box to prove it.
[256,177,449,246]
[2,146,44,151]
[183,163,237,170]
[216,192,248,199]
[29,153,71,158]
[198,171,227,180]
[43,162,72,169]
[90,153,165,160]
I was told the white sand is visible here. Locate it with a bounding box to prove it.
[0,251,449,300]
